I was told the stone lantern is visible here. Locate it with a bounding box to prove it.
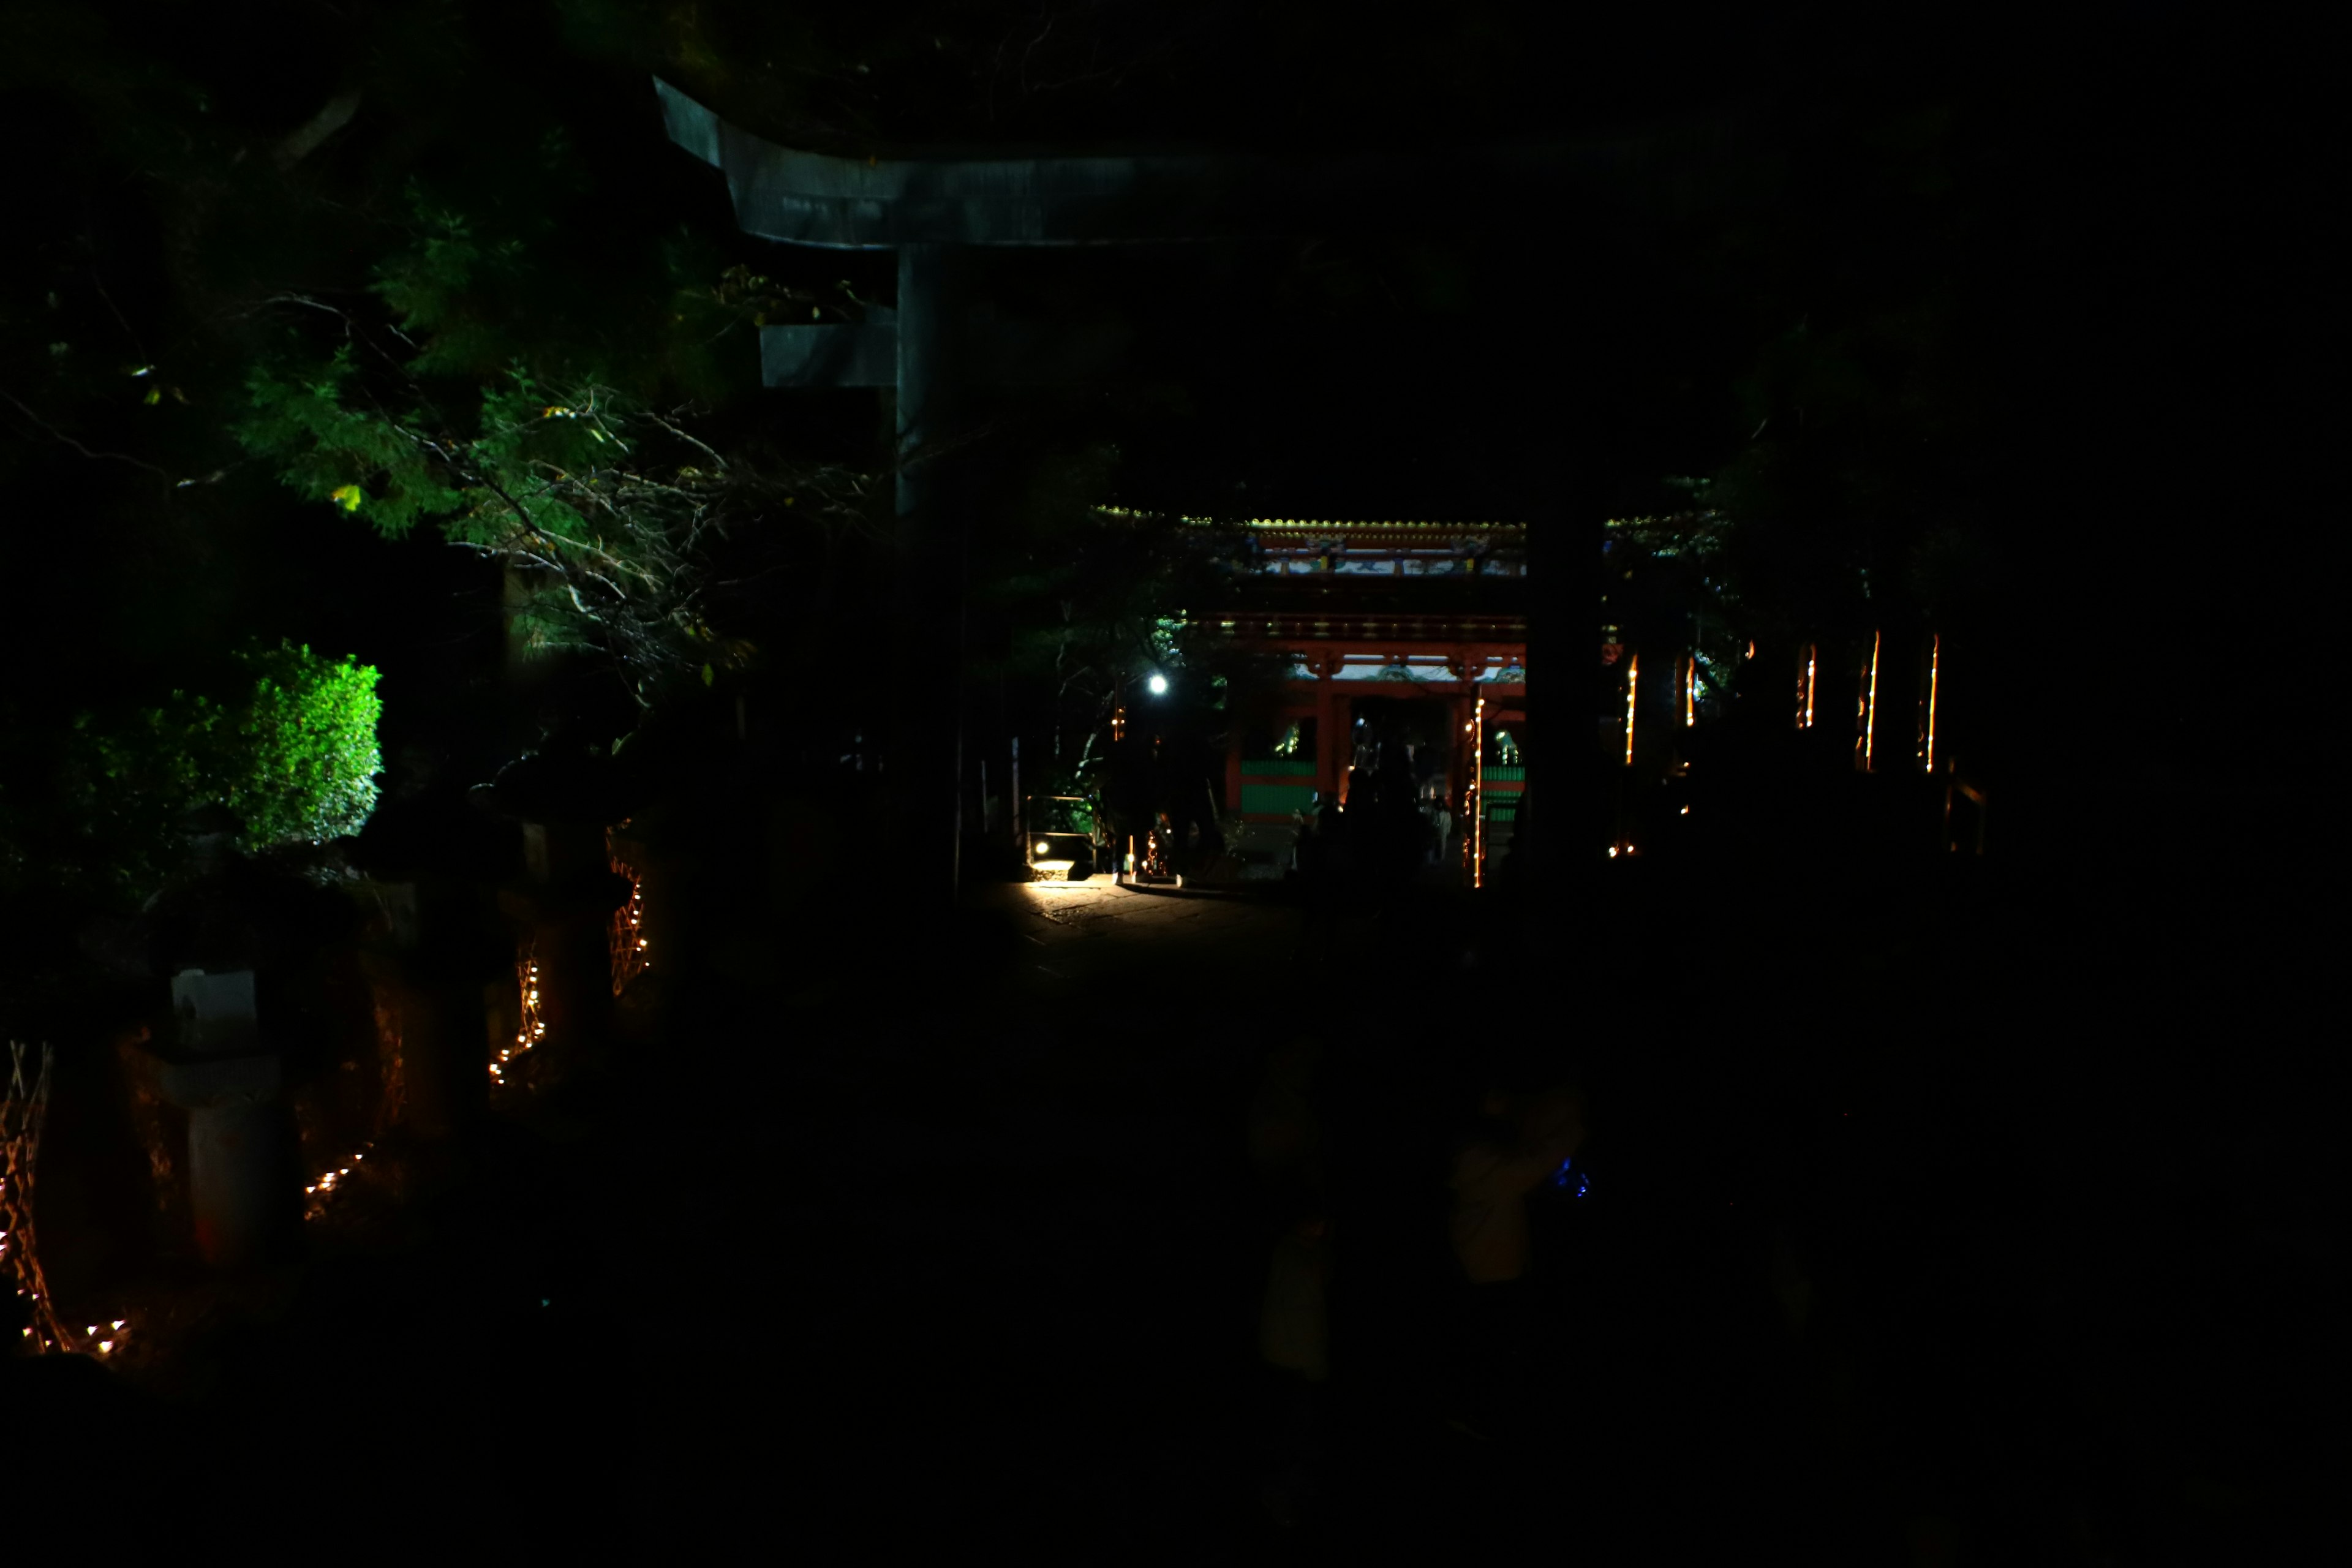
[135,804,345,1268]
[157,967,293,1268]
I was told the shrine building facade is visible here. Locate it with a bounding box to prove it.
[1163,514,1529,873]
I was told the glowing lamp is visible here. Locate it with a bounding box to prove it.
[1147,673,1168,695]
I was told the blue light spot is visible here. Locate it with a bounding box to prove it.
[1549,1157,1591,1199]
[540,1298,551,1307]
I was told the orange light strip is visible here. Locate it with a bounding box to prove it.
[1803,645,1817,729]
[1863,629,1881,772]
[1624,653,1638,766]
[1924,633,1940,774]
[1473,695,1487,889]
[1684,655,1696,727]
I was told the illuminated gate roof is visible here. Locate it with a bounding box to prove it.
[1095,508,1528,657]
[1096,507,1527,579]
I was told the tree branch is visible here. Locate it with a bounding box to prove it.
[637,409,730,472]
[274,90,363,171]
[0,385,171,481]
[89,270,150,364]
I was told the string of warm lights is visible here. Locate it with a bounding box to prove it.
[490,951,548,1091]
[293,972,407,1229]
[607,846,649,997]
[1623,653,1638,766]
[1472,695,1487,889]
[4,1039,84,1358]
[10,882,622,1368]
[303,1142,374,1223]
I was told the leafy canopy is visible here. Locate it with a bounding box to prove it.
[231,183,875,707]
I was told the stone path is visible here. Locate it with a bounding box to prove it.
[28,861,2331,1560]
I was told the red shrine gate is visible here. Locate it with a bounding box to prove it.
[1179,516,1529,881]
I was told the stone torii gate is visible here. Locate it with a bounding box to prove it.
[652,78,1593,908]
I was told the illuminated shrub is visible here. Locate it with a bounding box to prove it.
[62,641,384,903]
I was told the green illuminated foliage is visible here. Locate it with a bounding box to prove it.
[212,641,385,850]
[59,641,383,904]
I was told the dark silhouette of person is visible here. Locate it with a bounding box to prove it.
[1374,745,1420,886]
[1316,794,1348,876]
[1297,793,1351,949]
[1243,1037,1334,1528]
[1256,1197,1333,1530]
[1438,1077,1587,1441]
[1248,1039,1327,1236]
